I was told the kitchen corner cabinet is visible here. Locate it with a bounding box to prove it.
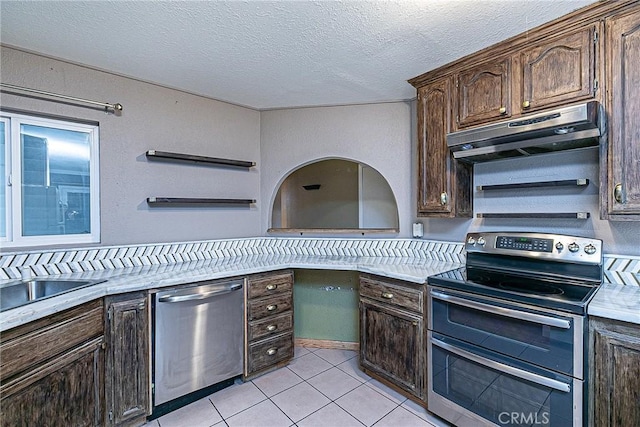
[416,78,472,217]
[518,25,598,113]
[244,270,294,379]
[104,292,150,427]
[589,317,640,426]
[0,300,105,426]
[602,6,640,219]
[359,274,425,402]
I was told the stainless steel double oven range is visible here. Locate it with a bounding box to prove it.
[427,232,603,427]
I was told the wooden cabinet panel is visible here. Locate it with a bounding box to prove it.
[603,7,640,218]
[520,26,597,112]
[0,299,105,427]
[359,274,426,402]
[247,332,294,374]
[105,293,150,426]
[245,270,294,379]
[0,299,103,379]
[417,78,472,217]
[360,276,423,313]
[247,271,294,300]
[359,299,423,399]
[456,58,511,128]
[248,312,293,342]
[590,317,640,426]
[247,291,293,321]
[1,334,104,427]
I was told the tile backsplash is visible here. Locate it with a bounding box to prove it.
[1,237,637,286]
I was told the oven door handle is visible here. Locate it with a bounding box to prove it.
[430,289,571,329]
[431,337,571,393]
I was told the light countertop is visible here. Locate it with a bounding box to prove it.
[0,254,460,332]
[588,280,640,325]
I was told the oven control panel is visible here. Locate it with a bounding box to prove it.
[465,232,603,264]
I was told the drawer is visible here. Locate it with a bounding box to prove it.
[247,271,293,300]
[247,332,294,374]
[248,312,293,342]
[0,300,104,380]
[360,276,423,314]
[247,292,292,321]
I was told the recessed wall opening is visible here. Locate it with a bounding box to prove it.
[270,159,399,233]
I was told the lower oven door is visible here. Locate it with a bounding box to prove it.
[428,332,581,427]
[428,287,583,378]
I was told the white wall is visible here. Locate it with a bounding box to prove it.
[260,102,413,236]
[1,46,261,248]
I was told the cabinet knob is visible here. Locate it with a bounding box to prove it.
[266,304,277,311]
[614,183,624,203]
[499,107,507,114]
[266,284,277,291]
[266,348,278,356]
[381,292,394,299]
[266,324,277,332]
[522,100,531,109]
[412,321,419,326]
[440,192,448,206]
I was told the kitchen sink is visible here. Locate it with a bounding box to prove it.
[0,279,106,312]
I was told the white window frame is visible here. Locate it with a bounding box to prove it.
[1,111,100,248]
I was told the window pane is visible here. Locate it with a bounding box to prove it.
[21,124,91,236]
[0,121,5,238]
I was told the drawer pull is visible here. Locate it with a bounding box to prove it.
[266,324,277,332]
[614,183,623,203]
[381,292,394,299]
[266,284,277,291]
[266,348,278,356]
[266,304,277,311]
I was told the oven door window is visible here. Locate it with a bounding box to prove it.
[430,290,577,376]
[431,333,576,426]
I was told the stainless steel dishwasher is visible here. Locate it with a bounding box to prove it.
[153,279,244,408]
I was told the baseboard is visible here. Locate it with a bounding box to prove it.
[294,338,359,351]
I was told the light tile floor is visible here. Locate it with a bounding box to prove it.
[144,346,452,427]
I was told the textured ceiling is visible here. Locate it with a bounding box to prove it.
[0,0,595,110]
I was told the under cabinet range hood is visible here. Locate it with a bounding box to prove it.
[447,101,603,163]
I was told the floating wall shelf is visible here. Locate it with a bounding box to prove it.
[147,197,255,206]
[477,179,589,191]
[146,150,255,169]
[477,212,590,219]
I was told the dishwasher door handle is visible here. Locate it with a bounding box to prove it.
[158,282,243,303]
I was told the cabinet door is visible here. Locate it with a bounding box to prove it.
[456,58,511,128]
[603,7,640,217]
[0,338,104,427]
[520,25,597,112]
[359,299,423,399]
[417,78,472,217]
[591,318,640,426]
[105,293,150,426]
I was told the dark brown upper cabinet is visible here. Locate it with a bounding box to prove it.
[602,6,640,219]
[518,25,599,113]
[455,58,512,129]
[416,77,472,217]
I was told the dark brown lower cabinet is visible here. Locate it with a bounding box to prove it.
[0,300,105,426]
[359,274,425,402]
[104,292,150,427]
[590,316,640,426]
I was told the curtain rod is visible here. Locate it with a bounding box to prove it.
[0,83,123,114]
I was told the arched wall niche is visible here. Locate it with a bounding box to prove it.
[269,158,399,233]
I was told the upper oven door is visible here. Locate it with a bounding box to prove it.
[428,286,584,378]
